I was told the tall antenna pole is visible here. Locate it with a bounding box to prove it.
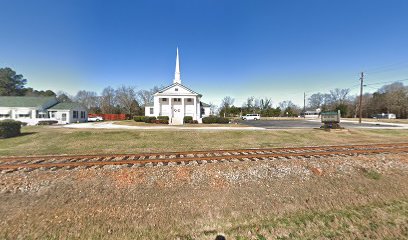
[359,72,364,124]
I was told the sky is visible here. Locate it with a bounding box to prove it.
[1,0,408,107]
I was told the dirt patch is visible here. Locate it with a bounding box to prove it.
[0,153,408,239]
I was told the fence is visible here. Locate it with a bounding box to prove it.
[88,114,130,121]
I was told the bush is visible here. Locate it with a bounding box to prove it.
[217,117,230,124]
[186,120,198,124]
[155,119,169,124]
[134,116,148,122]
[157,116,169,121]
[37,120,58,125]
[183,116,193,123]
[0,120,21,138]
[202,116,230,124]
[144,117,157,123]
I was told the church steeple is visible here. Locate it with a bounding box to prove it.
[174,47,181,84]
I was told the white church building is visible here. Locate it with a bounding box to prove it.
[145,48,211,124]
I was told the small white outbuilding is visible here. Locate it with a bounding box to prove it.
[0,96,87,125]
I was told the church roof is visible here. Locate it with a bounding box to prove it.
[201,102,211,107]
[155,82,202,97]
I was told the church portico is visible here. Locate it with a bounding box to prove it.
[144,48,211,125]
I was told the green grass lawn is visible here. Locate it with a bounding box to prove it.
[0,126,408,156]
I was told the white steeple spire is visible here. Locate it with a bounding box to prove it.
[174,47,181,84]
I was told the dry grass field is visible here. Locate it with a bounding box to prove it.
[0,153,407,239]
[343,118,408,124]
[1,126,408,239]
[0,126,407,156]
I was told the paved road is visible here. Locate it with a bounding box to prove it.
[239,119,402,129]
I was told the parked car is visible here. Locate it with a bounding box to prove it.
[87,116,104,122]
[241,114,261,120]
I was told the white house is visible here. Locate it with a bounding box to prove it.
[145,48,211,124]
[0,96,87,125]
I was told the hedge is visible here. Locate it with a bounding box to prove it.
[134,116,148,122]
[183,116,193,123]
[37,120,58,125]
[144,117,157,123]
[157,116,169,121]
[0,120,22,138]
[202,116,230,124]
[155,119,169,124]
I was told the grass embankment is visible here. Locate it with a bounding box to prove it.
[344,118,408,124]
[0,126,407,156]
[227,200,408,239]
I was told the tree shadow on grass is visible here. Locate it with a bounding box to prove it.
[1,132,36,139]
[15,132,37,137]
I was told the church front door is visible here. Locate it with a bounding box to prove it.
[171,105,183,125]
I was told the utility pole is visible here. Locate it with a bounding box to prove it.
[303,92,306,118]
[359,72,364,124]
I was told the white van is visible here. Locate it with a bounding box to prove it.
[241,114,261,120]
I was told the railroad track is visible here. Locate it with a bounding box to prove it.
[1,143,408,173]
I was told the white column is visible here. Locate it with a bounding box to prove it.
[192,97,196,120]
[181,97,186,121]
[153,96,160,116]
[196,97,201,119]
[169,97,173,123]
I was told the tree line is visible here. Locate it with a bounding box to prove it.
[0,67,158,116]
[218,82,408,118]
[2,67,408,118]
[57,85,160,115]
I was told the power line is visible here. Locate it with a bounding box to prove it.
[365,78,408,86]
[364,61,408,74]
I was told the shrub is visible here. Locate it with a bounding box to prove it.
[134,116,148,122]
[217,117,230,124]
[144,117,157,123]
[0,120,21,138]
[37,120,58,125]
[202,116,230,124]
[157,116,169,121]
[155,119,169,124]
[187,120,198,124]
[183,116,193,123]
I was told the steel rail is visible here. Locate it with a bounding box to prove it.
[1,142,408,163]
[1,146,408,170]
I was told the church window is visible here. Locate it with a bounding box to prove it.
[162,98,167,102]
[187,98,192,102]
[150,108,154,114]
[175,88,178,91]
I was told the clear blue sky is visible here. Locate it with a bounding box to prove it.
[1,0,408,107]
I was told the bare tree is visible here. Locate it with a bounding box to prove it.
[329,88,350,105]
[259,98,272,110]
[208,102,217,115]
[100,86,116,114]
[137,86,160,106]
[74,90,99,111]
[308,93,325,109]
[56,91,73,102]
[115,86,140,115]
[220,96,234,109]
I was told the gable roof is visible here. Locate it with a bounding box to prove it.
[0,96,56,108]
[144,102,154,107]
[155,82,202,97]
[48,102,85,110]
[200,102,211,107]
